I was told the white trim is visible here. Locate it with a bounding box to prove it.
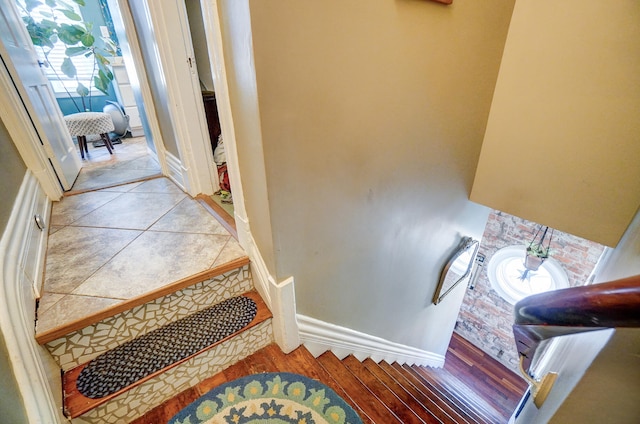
[297,314,446,367]
[0,51,63,201]
[164,150,188,192]
[106,0,169,177]
[0,171,62,424]
[199,0,247,221]
[269,277,300,354]
[237,214,301,353]
[143,0,216,197]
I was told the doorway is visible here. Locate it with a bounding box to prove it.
[13,0,162,194]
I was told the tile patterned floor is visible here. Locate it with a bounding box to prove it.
[38,177,246,337]
[71,135,161,192]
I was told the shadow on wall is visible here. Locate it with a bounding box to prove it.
[455,210,606,373]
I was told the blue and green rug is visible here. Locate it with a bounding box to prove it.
[169,372,363,424]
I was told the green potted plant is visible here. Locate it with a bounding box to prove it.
[18,0,118,112]
[525,243,550,271]
[523,225,554,271]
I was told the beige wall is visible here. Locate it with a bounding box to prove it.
[242,0,514,352]
[471,0,640,247]
[218,0,277,273]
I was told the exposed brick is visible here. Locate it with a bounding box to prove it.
[455,210,605,373]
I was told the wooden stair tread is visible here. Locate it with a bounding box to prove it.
[412,365,504,424]
[379,361,468,424]
[317,352,403,424]
[342,355,426,423]
[362,358,443,424]
[63,290,271,419]
[283,347,374,423]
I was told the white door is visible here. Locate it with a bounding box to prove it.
[0,0,81,190]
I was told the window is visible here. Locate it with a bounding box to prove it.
[487,245,569,305]
[18,0,99,96]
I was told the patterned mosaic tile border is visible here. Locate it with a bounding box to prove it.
[70,320,273,424]
[46,265,252,371]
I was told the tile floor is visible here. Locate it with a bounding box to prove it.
[71,135,162,192]
[37,177,246,337]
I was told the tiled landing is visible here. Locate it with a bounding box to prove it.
[71,136,161,192]
[37,177,247,343]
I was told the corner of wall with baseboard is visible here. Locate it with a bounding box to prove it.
[297,314,445,368]
[0,171,64,423]
[235,213,300,354]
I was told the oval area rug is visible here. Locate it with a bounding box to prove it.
[169,372,363,424]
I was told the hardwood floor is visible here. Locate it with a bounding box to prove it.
[131,332,527,423]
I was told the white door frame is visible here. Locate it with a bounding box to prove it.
[0,58,63,201]
[106,0,169,178]
[197,0,247,220]
[123,0,217,196]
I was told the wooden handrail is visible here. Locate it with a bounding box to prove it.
[513,274,640,371]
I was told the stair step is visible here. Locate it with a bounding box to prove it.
[63,291,271,419]
[342,355,427,423]
[400,364,484,423]
[281,346,374,423]
[36,256,250,345]
[412,365,504,424]
[387,362,472,424]
[362,358,444,423]
[317,351,403,423]
[378,360,465,424]
[44,263,254,372]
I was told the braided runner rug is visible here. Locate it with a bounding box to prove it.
[77,296,257,398]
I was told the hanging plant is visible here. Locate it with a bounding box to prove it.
[524,226,553,272]
[18,0,118,112]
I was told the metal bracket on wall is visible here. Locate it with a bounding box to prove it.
[467,253,485,290]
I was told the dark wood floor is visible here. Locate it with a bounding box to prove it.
[131,332,527,423]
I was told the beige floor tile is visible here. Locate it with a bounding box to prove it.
[149,198,231,235]
[36,292,65,316]
[36,294,122,334]
[48,225,64,235]
[71,191,186,230]
[129,177,185,194]
[72,137,161,192]
[50,191,123,226]
[71,231,230,299]
[98,181,145,192]
[44,226,142,294]
[212,238,247,267]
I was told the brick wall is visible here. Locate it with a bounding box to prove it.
[454,210,605,372]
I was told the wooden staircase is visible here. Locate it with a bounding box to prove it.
[134,333,527,424]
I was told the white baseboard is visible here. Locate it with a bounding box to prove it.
[164,151,187,192]
[0,171,62,423]
[298,314,445,367]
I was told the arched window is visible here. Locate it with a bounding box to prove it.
[487,245,569,305]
